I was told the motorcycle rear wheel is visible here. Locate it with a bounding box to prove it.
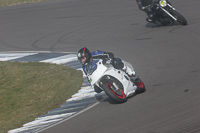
[102,80,127,103]
[170,10,187,25]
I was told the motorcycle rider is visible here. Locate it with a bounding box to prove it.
[77,47,136,93]
[136,0,156,23]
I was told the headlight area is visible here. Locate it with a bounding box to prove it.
[159,0,167,7]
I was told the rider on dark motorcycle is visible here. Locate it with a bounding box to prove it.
[136,0,156,23]
[77,47,136,93]
[137,0,185,26]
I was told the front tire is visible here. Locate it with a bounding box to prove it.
[102,80,127,103]
[170,10,187,25]
[133,77,146,94]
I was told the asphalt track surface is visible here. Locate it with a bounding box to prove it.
[1,0,200,133]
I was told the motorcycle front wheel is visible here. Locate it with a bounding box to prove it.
[133,77,146,94]
[102,80,127,103]
[170,10,187,25]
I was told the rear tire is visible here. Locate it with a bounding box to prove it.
[102,80,127,103]
[170,10,187,25]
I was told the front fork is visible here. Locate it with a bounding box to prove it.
[159,4,177,21]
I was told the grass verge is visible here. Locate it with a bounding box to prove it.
[0,61,83,133]
[0,0,54,7]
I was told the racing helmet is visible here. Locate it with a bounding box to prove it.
[77,47,92,65]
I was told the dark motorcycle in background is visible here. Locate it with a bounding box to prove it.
[149,0,187,25]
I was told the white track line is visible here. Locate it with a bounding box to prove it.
[0,53,37,61]
[40,54,77,64]
[35,101,101,133]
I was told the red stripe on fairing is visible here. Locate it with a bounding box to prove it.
[83,48,86,56]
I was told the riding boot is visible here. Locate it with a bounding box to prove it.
[146,12,155,23]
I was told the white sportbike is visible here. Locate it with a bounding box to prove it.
[88,59,145,103]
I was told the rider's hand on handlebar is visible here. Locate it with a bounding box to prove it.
[105,58,112,64]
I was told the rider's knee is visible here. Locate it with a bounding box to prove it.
[94,85,102,93]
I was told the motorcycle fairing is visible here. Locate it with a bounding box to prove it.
[89,59,137,97]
